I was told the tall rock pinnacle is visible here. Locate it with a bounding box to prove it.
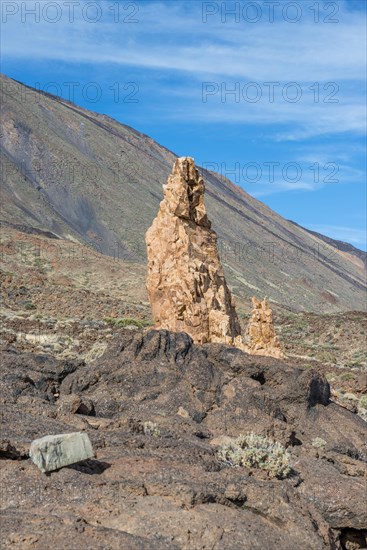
[145,157,243,346]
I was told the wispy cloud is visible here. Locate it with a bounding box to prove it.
[2,2,366,79]
[1,1,366,139]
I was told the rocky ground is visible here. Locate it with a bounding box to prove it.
[1,225,366,549]
[1,330,366,549]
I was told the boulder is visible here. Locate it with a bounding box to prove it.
[29,432,94,473]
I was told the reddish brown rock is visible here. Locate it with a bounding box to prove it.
[145,157,242,346]
[244,296,284,358]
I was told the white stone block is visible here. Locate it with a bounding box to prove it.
[30,432,94,473]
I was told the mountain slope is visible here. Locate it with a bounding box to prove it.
[289,220,367,266]
[1,73,366,313]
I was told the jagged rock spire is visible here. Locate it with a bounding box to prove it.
[145,157,243,346]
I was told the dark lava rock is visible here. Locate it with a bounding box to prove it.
[1,330,366,549]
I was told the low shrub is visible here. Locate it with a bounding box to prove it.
[311,437,327,449]
[143,421,161,437]
[216,433,291,479]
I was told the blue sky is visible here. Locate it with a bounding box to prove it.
[1,0,366,249]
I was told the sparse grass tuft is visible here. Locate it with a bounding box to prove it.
[143,421,161,437]
[358,395,367,417]
[103,317,153,329]
[340,372,354,381]
[216,433,291,479]
[312,437,327,449]
[318,351,337,364]
[33,257,47,271]
[84,341,108,363]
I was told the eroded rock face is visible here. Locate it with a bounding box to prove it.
[145,157,242,346]
[244,297,284,358]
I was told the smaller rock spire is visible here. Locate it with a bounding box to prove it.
[244,296,284,358]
